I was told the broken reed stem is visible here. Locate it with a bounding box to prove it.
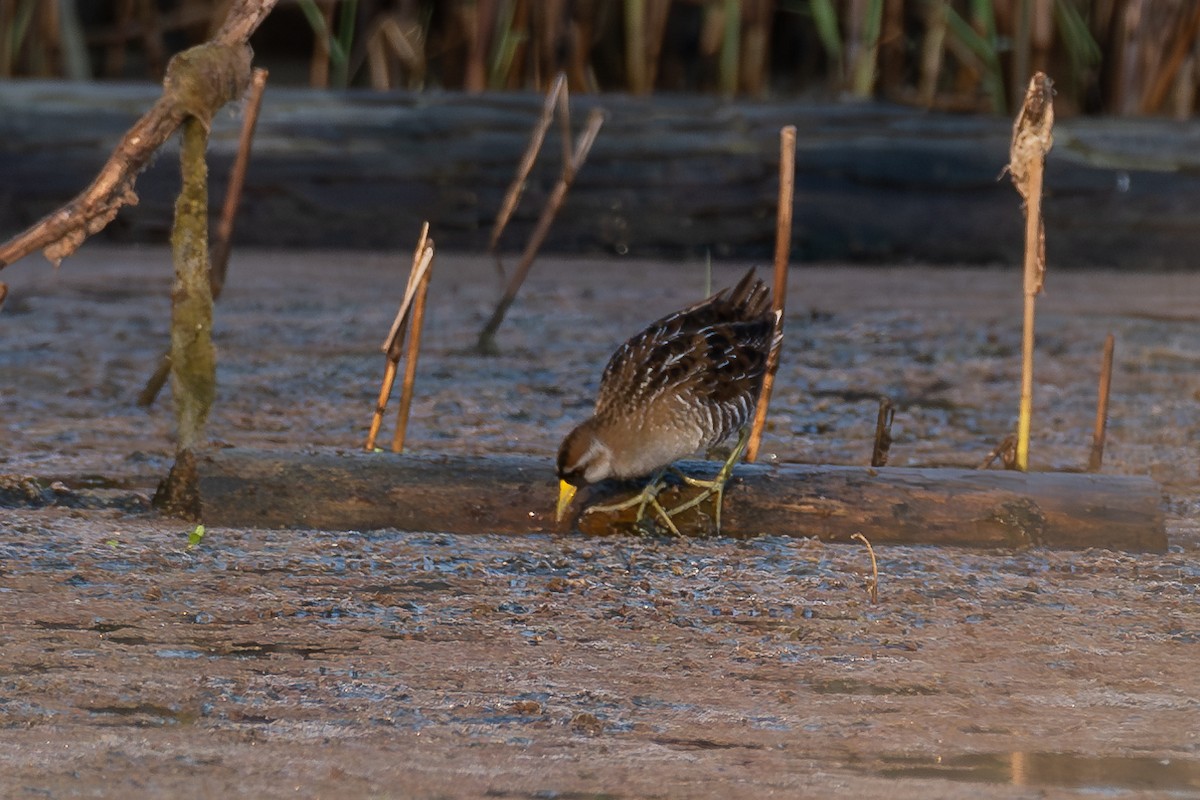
[1008,72,1054,472]
[871,396,895,467]
[978,433,1017,470]
[365,223,431,451]
[488,72,567,276]
[210,66,269,299]
[392,245,434,454]
[139,65,269,408]
[747,124,796,462]
[383,222,431,357]
[476,107,605,354]
[1087,333,1115,472]
[850,533,879,604]
[364,360,399,451]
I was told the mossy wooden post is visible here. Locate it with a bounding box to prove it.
[152,42,253,517]
[173,118,217,449]
[156,116,216,516]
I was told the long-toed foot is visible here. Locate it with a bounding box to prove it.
[583,470,683,535]
[663,427,751,534]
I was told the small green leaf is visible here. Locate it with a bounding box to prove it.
[105,538,120,548]
[187,524,206,549]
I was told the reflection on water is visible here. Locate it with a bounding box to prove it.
[877,752,1200,791]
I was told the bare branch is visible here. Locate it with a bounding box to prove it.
[0,0,277,270]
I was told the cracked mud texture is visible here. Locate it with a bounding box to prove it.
[1,247,1198,798]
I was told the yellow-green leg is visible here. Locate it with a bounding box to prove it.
[583,470,683,535]
[664,427,750,533]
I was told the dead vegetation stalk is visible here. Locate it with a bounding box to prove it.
[851,532,879,604]
[1007,72,1054,472]
[487,72,567,276]
[747,124,796,462]
[1087,333,1115,472]
[476,106,605,354]
[365,222,431,451]
[871,396,895,467]
[210,66,269,298]
[1140,3,1200,114]
[978,433,1017,470]
[392,245,434,454]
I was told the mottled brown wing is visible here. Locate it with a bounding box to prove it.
[594,269,775,427]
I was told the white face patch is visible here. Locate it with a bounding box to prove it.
[581,439,614,484]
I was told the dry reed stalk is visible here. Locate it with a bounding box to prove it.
[978,433,1017,470]
[1086,333,1115,472]
[624,0,648,94]
[105,0,135,77]
[391,243,434,454]
[871,396,895,467]
[211,66,268,298]
[718,0,740,96]
[1140,2,1200,114]
[364,14,425,91]
[462,0,496,92]
[917,0,947,107]
[308,0,333,88]
[488,72,568,267]
[383,231,432,356]
[740,0,772,96]
[476,106,605,354]
[850,532,879,603]
[365,224,431,451]
[1007,72,1053,472]
[746,125,795,463]
[138,65,269,408]
[644,0,672,92]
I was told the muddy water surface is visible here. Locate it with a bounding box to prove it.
[1,248,1198,798]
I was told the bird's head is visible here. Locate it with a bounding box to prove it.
[555,419,613,522]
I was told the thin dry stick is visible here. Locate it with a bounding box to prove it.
[747,124,796,462]
[488,73,567,272]
[556,74,573,175]
[382,225,432,356]
[1087,333,1116,472]
[851,532,879,604]
[1008,72,1054,472]
[210,66,268,298]
[138,65,269,408]
[476,107,605,354]
[871,396,895,467]
[978,433,1017,470]
[392,244,434,454]
[365,223,430,451]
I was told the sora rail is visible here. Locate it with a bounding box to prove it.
[556,268,780,533]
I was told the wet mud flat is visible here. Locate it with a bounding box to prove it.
[1,247,1199,798]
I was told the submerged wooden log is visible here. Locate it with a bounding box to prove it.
[6,82,1200,266]
[193,448,1166,552]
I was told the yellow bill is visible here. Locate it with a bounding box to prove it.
[556,480,578,522]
